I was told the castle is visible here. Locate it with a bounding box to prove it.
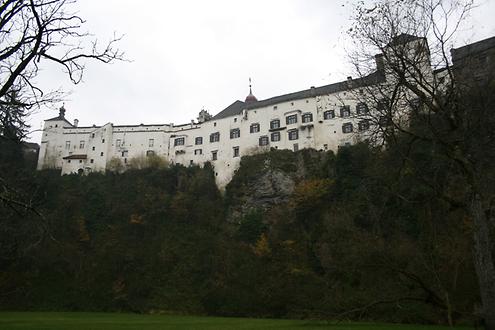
[37,34,493,188]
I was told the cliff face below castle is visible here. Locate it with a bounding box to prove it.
[225,149,334,223]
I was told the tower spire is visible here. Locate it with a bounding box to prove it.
[245,77,258,103]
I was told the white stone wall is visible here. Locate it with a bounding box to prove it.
[38,87,370,189]
[37,119,75,170]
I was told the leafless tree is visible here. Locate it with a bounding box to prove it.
[346,0,495,328]
[0,0,124,141]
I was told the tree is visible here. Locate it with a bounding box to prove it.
[0,0,124,248]
[0,1,123,167]
[347,0,495,327]
[0,0,124,116]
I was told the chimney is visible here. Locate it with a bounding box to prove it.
[346,76,353,88]
[73,119,79,127]
[375,53,385,73]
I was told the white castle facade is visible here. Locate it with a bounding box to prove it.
[36,34,447,188]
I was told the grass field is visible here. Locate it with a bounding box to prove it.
[0,312,474,330]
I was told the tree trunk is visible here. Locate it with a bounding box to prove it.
[471,193,495,330]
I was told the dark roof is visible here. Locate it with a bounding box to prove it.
[451,36,495,62]
[63,154,87,160]
[45,115,73,126]
[212,100,246,120]
[22,142,39,150]
[387,33,423,47]
[211,71,385,119]
[68,126,101,129]
[113,123,168,128]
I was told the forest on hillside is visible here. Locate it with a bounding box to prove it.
[0,129,483,325]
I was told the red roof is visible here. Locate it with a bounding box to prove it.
[245,86,258,103]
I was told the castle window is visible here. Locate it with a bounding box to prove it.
[100,152,104,156]
[250,123,260,133]
[358,120,370,131]
[259,136,269,146]
[102,139,105,143]
[146,150,155,156]
[149,139,154,147]
[65,141,70,150]
[340,105,351,118]
[234,118,237,123]
[116,139,122,147]
[286,114,297,125]
[293,143,299,152]
[194,149,202,155]
[79,141,85,149]
[324,110,335,120]
[288,129,298,140]
[174,137,185,146]
[90,159,94,164]
[195,137,203,145]
[67,160,71,163]
[212,150,218,161]
[91,133,95,138]
[410,98,421,111]
[342,122,353,133]
[377,99,389,112]
[379,115,391,127]
[273,106,278,110]
[271,131,281,142]
[210,132,220,143]
[79,160,83,164]
[302,113,313,123]
[233,146,240,157]
[356,102,369,115]
[230,128,240,139]
[121,151,128,157]
[270,119,280,130]
[92,146,95,151]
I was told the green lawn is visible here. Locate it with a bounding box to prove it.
[0,312,473,330]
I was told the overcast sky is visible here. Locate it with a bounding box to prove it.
[28,0,495,142]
